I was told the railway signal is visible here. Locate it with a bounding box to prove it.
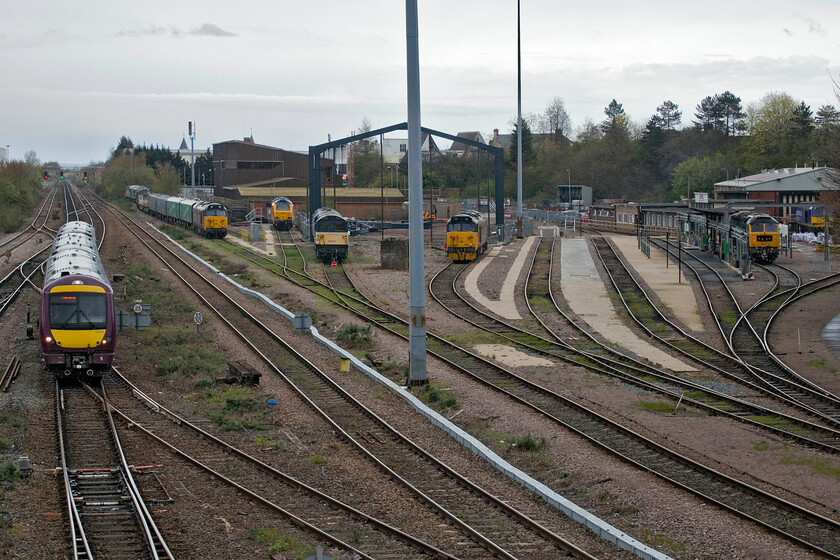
[44,172,48,179]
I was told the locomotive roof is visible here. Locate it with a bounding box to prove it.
[312,207,344,220]
[449,210,487,222]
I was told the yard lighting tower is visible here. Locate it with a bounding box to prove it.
[189,121,196,198]
[406,0,426,384]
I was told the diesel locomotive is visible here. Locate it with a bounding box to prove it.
[271,196,295,231]
[312,207,349,264]
[445,210,489,262]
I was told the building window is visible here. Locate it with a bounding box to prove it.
[400,144,407,152]
[237,161,283,170]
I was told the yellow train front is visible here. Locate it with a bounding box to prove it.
[271,197,295,231]
[445,210,489,262]
[40,221,116,378]
[312,207,349,264]
[192,200,228,238]
[731,211,780,264]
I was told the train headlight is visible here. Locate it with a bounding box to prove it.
[102,337,111,345]
[45,336,53,344]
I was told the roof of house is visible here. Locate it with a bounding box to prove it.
[448,131,485,154]
[715,167,835,193]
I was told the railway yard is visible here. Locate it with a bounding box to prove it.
[1,186,840,559]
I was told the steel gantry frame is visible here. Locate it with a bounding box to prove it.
[307,123,505,239]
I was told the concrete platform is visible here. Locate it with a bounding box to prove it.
[560,237,696,372]
[464,236,536,320]
[609,235,704,332]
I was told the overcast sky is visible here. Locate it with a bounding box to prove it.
[3,0,840,165]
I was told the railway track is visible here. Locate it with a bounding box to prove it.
[209,228,840,557]
[0,186,59,258]
[643,237,840,427]
[427,247,840,558]
[94,368,454,560]
[428,238,840,454]
[56,379,172,559]
[100,201,603,560]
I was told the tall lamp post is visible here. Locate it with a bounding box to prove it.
[516,0,523,215]
[188,121,196,199]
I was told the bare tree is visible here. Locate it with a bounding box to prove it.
[538,97,572,140]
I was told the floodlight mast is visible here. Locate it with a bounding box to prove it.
[406,0,427,384]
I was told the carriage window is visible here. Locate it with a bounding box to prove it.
[50,293,107,329]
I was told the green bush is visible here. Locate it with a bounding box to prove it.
[0,461,19,483]
[335,324,373,348]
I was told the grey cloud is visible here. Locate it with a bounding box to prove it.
[117,25,168,37]
[188,24,236,37]
[793,13,825,35]
[117,23,235,38]
[783,28,793,36]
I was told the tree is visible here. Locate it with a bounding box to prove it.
[195,149,214,185]
[112,136,134,159]
[740,91,799,168]
[640,116,666,168]
[671,154,728,200]
[601,99,626,134]
[508,119,534,165]
[351,117,380,188]
[0,159,50,232]
[538,97,572,140]
[815,105,840,127]
[154,162,181,195]
[693,95,723,132]
[655,100,682,130]
[717,91,745,136]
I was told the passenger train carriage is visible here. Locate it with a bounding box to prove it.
[271,196,295,231]
[445,210,489,262]
[40,221,116,378]
[312,207,349,264]
[730,211,780,264]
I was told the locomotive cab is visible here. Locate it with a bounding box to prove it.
[446,210,488,262]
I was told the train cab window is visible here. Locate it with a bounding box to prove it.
[205,208,226,217]
[50,293,107,329]
[274,200,291,211]
[447,221,476,232]
[316,218,346,233]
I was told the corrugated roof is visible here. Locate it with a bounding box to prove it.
[234,186,405,200]
[715,167,834,192]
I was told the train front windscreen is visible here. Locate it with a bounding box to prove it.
[49,292,108,329]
